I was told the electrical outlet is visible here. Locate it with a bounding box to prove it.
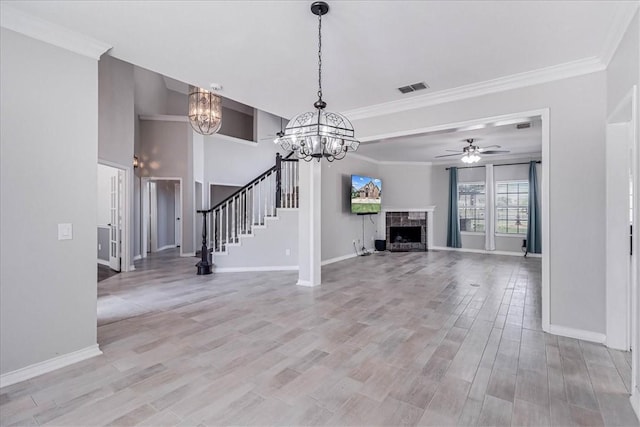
[98,243,102,250]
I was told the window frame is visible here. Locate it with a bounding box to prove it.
[457,181,486,234]
[495,179,529,236]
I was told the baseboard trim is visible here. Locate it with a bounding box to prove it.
[547,324,606,344]
[0,344,102,389]
[430,246,542,258]
[213,265,298,273]
[97,259,109,267]
[180,252,196,257]
[157,245,177,252]
[296,279,320,287]
[133,254,142,261]
[321,253,358,266]
[631,390,640,422]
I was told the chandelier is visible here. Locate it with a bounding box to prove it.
[275,1,359,162]
[188,85,222,135]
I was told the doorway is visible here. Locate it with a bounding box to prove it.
[606,86,638,398]
[142,178,183,257]
[97,162,130,274]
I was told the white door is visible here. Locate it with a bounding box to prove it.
[174,183,181,248]
[108,173,121,271]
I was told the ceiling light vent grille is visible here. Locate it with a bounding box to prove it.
[398,82,429,94]
[516,122,531,129]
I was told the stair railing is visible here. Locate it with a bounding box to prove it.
[197,153,299,259]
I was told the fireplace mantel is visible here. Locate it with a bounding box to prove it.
[379,207,435,251]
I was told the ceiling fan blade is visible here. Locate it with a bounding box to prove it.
[481,150,510,154]
[478,145,501,151]
[435,153,463,158]
[445,150,462,153]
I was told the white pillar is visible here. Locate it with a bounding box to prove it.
[297,160,321,286]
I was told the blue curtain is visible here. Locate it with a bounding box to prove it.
[447,167,462,248]
[527,161,542,253]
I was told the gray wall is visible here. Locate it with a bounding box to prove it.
[353,71,607,335]
[219,107,254,141]
[321,156,381,261]
[211,185,242,207]
[156,180,176,248]
[203,135,282,186]
[139,120,195,254]
[379,163,433,209]
[1,28,98,374]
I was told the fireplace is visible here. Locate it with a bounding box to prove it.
[385,211,427,252]
[390,226,421,243]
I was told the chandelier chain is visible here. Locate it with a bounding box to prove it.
[317,11,322,101]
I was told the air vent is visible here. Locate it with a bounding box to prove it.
[398,81,429,94]
[516,122,531,129]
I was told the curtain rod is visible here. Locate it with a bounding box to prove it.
[445,160,541,170]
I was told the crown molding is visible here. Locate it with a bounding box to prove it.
[344,57,605,121]
[600,2,640,66]
[0,5,111,60]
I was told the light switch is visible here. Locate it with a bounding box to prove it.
[58,223,73,240]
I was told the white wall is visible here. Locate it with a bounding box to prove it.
[353,71,607,335]
[139,120,195,254]
[1,28,99,375]
[321,156,381,261]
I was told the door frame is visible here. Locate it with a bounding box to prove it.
[98,159,132,273]
[141,177,184,257]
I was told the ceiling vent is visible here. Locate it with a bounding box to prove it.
[398,82,429,94]
[516,122,531,129]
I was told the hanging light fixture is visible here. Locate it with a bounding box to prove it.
[275,1,359,162]
[188,85,222,135]
[461,140,481,164]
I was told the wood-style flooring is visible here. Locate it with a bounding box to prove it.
[1,249,637,426]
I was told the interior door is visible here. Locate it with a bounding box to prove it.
[108,173,121,271]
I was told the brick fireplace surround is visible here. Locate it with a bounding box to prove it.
[380,207,435,252]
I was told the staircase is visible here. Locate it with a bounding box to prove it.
[202,153,299,271]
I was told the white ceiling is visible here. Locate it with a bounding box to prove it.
[4,0,635,163]
[3,0,635,121]
[358,117,542,163]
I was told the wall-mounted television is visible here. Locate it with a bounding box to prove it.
[351,175,382,214]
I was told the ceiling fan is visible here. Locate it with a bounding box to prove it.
[259,117,285,143]
[435,138,510,163]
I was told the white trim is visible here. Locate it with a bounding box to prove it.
[138,114,188,122]
[540,109,551,333]
[133,254,142,261]
[180,252,195,257]
[141,177,184,257]
[296,279,320,287]
[0,344,102,388]
[431,246,531,258]
[97,259,109,267]
[321,253,358,266]
[461,231,485,236]
[378,160,433,166]
[600,3,640,66]
[214,265,298,273]
[128,265,136,271]
[0,5,111,60]
[382,206,436,213]
[495,233,527,238]
[630,391,640,423]
[344,58,603,121]
[157,244,177,252]
[547,324,606,344]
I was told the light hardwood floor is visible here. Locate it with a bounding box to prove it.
[1,250,637,426]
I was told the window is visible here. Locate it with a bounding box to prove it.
[496,180,528,234]
[458,182,485,232]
